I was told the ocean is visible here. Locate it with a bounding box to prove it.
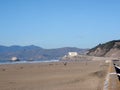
[0,59,59,65]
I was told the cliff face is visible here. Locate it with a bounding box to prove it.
[87,40,120,58]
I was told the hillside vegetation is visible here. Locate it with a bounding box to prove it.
[87,40,120,57]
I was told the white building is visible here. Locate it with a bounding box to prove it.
[68,52,78,57]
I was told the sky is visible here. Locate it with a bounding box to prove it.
[0,0,120,49]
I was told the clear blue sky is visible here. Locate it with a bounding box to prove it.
[0,0,120,49]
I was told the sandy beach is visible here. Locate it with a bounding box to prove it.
[0,60,108,90]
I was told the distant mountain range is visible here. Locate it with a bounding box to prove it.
[87,40,120,58]
[0,45,88,60]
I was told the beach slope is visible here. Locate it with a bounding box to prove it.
[0,61,108,90]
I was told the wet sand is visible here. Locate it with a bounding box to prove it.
[0,60,108,90]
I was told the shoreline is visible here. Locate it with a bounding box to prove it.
[0,59,59,65]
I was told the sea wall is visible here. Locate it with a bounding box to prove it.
[104,60,120,90]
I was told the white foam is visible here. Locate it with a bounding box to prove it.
[0,60,59,65]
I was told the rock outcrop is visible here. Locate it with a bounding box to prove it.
[87,40,120,58]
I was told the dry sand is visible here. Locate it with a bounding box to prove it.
[0,60,109,90]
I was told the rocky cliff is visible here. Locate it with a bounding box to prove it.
[87,40,120,58]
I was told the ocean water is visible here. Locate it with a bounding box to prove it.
[0,59,59,65]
